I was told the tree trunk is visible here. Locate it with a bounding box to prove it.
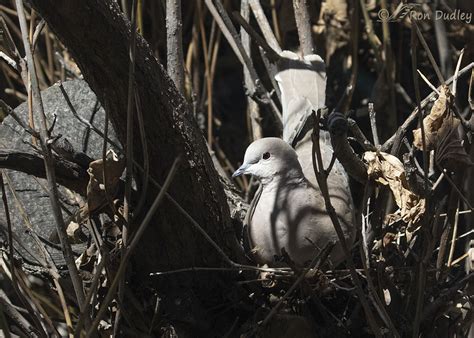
[28,0,242,331]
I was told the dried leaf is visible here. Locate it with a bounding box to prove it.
[435,125,473,170]
[384,211,402,226]
[363,151,425,227]
[103,221,122,245]
[259,264,277,288]
[383,232,397,247]
[66,221,87,243]
[75,244,97,272]
[413,85,456,150]
[87,149,125,213]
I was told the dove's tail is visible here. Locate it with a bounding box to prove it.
[275,50,340,185]
[275,50,327,147]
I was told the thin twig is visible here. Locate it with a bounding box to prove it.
[347,118,375,151]
[248,0,282,53]
[0,100,39,138]
[337,0,359,113]
[363,255,400,336]
[204,0,282,128]
[417,69,440,95]
[3,171,73,335]
[368,103,380,146]
[196,1,214,146]
[411,22,430,337]
[0,290,37,337]
[31,19,45,53]
[231,11,281,62]
[270,0,281,44]
[452,48,464,97]
[381,62,474,152]
[15,0,86,312]
[116,0,139,332]
[150,265,292,276]
[447,201,460,267]
[75,254,108,336]
[86,157,181,337]
[413,21,445,85]
[438,166,474,211]
[292,0,314,55]
[239,1,262,141]
[166,0,185,94]
[258,242,335,331]
[469,69,474,111]
[131,91,150,219]
[311,111,382,337]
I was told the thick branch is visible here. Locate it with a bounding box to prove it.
[0,149,88,195]
[327,113,368,183]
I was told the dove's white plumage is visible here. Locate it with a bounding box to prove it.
[234,51,355,267]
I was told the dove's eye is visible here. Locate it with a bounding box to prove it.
[262,152,271,160]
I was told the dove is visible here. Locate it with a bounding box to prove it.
[233,50,355,267]
[233,137,354,267]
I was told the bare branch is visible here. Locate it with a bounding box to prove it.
[166,0,185,94]
[15,0,86,311]
[0,149,88,194]
[248,0,282,53]
[292,0,314,55]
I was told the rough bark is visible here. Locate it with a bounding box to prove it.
[27,0,241,329]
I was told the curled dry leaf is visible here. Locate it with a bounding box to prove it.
[75,244,97,273]
[363,151,425,227]
[413,85,457,151]
[383,232,397,247]
[435,124,473,171]
[87,149,125,213]
[66,221,86,243]
[412,85,471,170]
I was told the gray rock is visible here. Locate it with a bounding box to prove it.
[0,80,118,267]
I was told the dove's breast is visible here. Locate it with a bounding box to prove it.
[248,181,344,266]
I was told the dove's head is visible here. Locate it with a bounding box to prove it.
[232,137,303,184]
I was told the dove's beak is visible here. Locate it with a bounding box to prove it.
[232,163,250,178]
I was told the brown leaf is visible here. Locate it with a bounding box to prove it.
[384,212,402,226]
[76,244,97,273]
[383,232,397,247]
[413,85,455,151]
[66,221,87,243]
[363,151,425,227]
[435,124,473,171]
[87,149,125,213]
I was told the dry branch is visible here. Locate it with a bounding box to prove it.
[15,0,86,309]
[166,0,185,94]
[0,149,89,194]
